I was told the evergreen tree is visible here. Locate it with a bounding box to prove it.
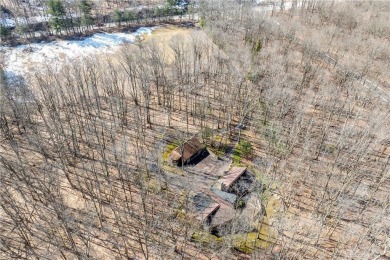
[167,0,177,7]
[0,25,10,41]
[113,9,122,26]
[79,0,93,28]
[47,0,66,33]
[124,10,135,23]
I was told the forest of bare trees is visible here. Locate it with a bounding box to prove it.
[1,0,390,259]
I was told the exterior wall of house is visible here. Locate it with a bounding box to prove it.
[185,148,204,165]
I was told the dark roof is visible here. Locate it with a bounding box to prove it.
[211,187,237,204]
[170,137,204,162]
[192,193,220,221]
[218,167,247,190]
[193,193,213,212]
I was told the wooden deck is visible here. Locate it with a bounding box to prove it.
[218,167,247,191]
[196,203,220,221]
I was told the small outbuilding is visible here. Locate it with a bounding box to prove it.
[169,137,205,165]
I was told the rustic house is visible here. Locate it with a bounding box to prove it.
[207,188,260,237]
[192,173,260,236]
[192,189,236,233]
[203,189,239,237]
[169,137,205,165]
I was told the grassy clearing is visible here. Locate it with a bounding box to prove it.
[232,139,253,164]
[162,143,185,175]
[173,191,189,219]
[232,224,275,254]
[191,231,223,245]
[163,143,177,161]
[192,228,274,254]
[162,162,184,176]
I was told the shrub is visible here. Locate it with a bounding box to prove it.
[0,26,10,40]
